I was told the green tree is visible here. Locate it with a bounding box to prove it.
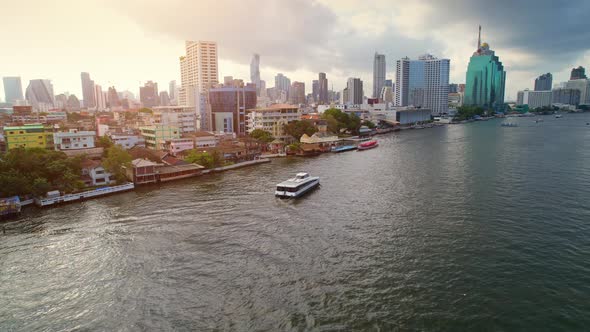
[363,120,376,129]
[185,150,215,168]
[139,107,153,114]
[283,120,318,140]
[249,129,274,143]
[321,108,362,134]
[454,106,486,121]
[103,145,132,184]
[97,135,114,149]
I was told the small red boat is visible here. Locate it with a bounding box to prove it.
[357,140,378,150]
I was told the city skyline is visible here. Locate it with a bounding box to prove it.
[1,0,590,102]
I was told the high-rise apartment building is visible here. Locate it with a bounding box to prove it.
[25,79,54,112]
[395,54,450,114]
[464,26,506,110]
[565,79,590,104]
[552,88,581,105]
[534,73,553,91]
[346,78,363,104]
[516,89,552,109]
[80,72,96,108]
[107,86,120,107]
[373,53,386,99]
[178,41,219,107]
[250,54,261,96]
[3,77,24,104]
[140,81,159,108]
[318,73,328,104]
[159,92,171,106]
[570,66,587,80]
[94,84,106,111]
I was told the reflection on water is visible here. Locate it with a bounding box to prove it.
[2,114,590,330]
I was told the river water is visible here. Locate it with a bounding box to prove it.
[2,114,590,331]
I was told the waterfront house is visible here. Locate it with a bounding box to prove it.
[81,159,114,187]
[127,158,204,185]
[128,159,159,185]
[299,123,339,152]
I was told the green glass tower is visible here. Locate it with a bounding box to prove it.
[464,26,506,110]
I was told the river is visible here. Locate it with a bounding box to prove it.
[2,114,590,331]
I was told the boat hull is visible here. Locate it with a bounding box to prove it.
[357,143,379,151]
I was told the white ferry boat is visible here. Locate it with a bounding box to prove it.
[275,173,320,198]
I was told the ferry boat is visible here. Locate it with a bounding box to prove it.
[331,145,357,153]
[555,114,563,118]
[357,140,378,150]
[275,173,320,198]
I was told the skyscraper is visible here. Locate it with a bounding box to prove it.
[107,86,120,107]
[169,80,176,101]
[3,77,24,104]
[570,66,587,80]
[534,73,552,91]
[395,54,450,114]
[289,82,306,105]
[25,79,54,112]
[80,72,96,108]
[94,84,106,111]
[159,91,171,106]
[373,53,386,99]
[275,73,291,98]
[179,41,219,108]
[464,26,506,110]
[312,80,319,102]
[318,73,328,104]
[346,78,363,104]
[250,53,261,96]
[140,81,159,108]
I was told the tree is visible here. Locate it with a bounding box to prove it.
[97,135,114,149]
[454,106,486,121]
[102,145,132,184]
[283,120,318,140]
[321,108,362,134]
[363,120,377,129]
[249,129,274,143]
[139,107,153,114]
[185,150,216,168]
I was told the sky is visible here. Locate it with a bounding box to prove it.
[1,0,589,102]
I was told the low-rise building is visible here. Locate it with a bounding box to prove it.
[246,104,301,142]
[184,131,218,148]
[128,159,159,185]
[81,160,114,186]
[139,125,180,150]
[109,134,145,150]
[3,124,54,150]
[163,138,194,155]
[53,129,96,150]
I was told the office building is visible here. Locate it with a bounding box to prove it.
[275,73,291,98]
[139,125,181,150]
[159,91,171,106]
[140,81,159,108]
[464,26,506,110]
[290,82,306,105]
[534,73,552,91]
[3,77,24,104]
[552,88,581,105]
[516,89,552,109]
[80,72,96,108]
[395,54,450,114]
[373,53,386,99]
[107,87,120,108]
[570,66,587,80]
[250,54,262,95]
[346,78,363,105]
[312,80,319,102]
[25,79,54,112]
[318,73,328,104]
[169,80,176,101]
[208,84,257,135]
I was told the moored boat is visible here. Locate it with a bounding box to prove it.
[275,173,320,199]
[357,140,378,150]
[331,145,358,153]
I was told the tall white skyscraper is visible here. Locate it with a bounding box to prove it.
[179,41,219,107]
[395,54,450,115]
[373,53,386,99]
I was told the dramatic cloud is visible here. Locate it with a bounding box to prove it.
[1,0,588,99]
